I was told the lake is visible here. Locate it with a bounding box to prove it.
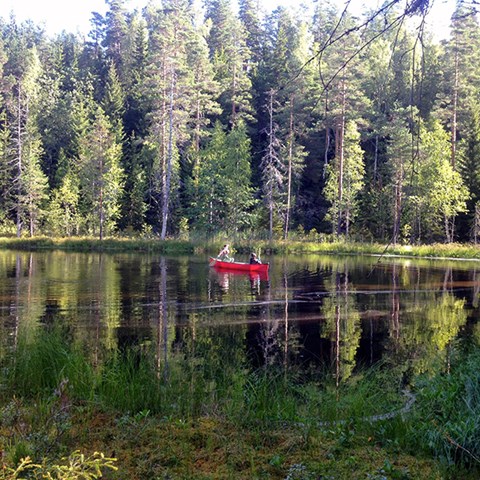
[1,250,479,384]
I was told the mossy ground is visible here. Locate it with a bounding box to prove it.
[55,410,453,479]
[3,402,475,480]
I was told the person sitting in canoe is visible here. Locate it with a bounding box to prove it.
[217,244,233,262]
[249,253,262,264]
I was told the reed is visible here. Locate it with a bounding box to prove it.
[3,331,404,427]
[406,346,480,468]
[0,236,195,254]
[4,329,95,400]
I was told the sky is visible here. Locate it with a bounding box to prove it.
[0,0,457,40]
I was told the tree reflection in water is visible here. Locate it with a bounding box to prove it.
[0,252,478,385]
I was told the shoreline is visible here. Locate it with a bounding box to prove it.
[1,236,480,262]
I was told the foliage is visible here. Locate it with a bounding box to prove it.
[187,121,256,235]
[324,120,365,237]
[77,107,125,239]
[0,1,478,242]
[408,346,480,468]
[2,451,117,479]
[3,328,480,478]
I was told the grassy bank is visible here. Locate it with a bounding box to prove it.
[1,330,480,479]
[0,236,196,254]
[2,235,480,261]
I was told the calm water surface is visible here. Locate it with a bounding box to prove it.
[1,250,479,381]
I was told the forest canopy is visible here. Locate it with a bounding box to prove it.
[0,0,479,244]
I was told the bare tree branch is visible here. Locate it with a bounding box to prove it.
[282,0,435,96]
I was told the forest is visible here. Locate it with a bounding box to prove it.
[0,0,478,244]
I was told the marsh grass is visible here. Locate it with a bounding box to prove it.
[407,346,480,468]
[3,331,404,427]
[3,332,480,478]
[5,330,95,400]
[2,235,480,262]
[0,236,195,254]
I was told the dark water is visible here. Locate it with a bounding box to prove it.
[1,250,479,381]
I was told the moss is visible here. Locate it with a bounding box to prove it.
[75,414,455,479]
[2,403,476,480]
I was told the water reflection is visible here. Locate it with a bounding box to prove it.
[210,266,269,295]
[0,251,479,383]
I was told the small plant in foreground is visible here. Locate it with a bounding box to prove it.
[284,463,315,480]
[366,459,411,480]
[1,451,117,480]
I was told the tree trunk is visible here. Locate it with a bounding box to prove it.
[16,86,23,238]
[336,118,345,235]
[392,174,402,245]
[284,96,294,241]
[161,72,175,241]
[451,48,459,169]
[268,90,274,242]
[323,89,330,179]
[99,185,104,240]
[336,72,346,237]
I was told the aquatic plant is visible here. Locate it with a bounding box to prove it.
[406,346,480,468]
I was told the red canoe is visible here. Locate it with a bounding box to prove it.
[209,257,269,274]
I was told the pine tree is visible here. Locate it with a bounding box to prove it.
[311,8,370,236]
[2,38,48,237]
[267,7,312,238]
[103,0,129,84]
[442,3,480,168]
[143,0,198,238]
[383,108,412,244]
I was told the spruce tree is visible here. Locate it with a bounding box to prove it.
[2,39,48,237]
[187,121,228,234]
[324,120,365,237]
[78,107,124,239]
[458,103,480,238]
[204,0,254,127]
